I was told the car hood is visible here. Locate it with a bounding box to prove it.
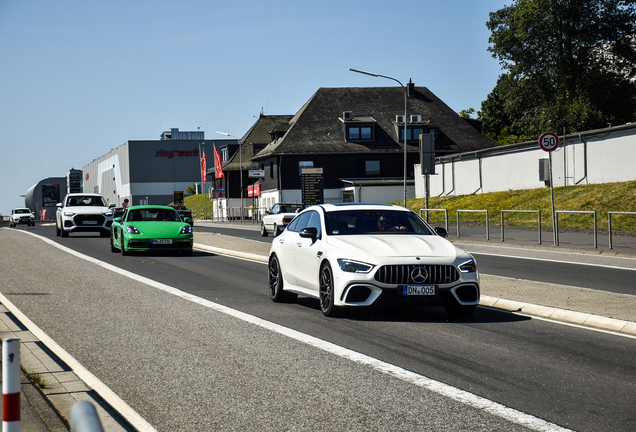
[131,222,189,236]
[64,206,109,215]
[325,235,467,262]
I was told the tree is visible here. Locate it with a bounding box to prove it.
[483,0,636,142]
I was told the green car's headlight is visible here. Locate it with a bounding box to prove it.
[337,259,374,273]
[181,225,192,235]
[126,225,140,234]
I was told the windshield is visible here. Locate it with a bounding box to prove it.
[126,208,180,222]
[67,196,107,207]
[15,209,30,214]
[325,210,434,235]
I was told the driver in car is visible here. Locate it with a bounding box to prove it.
[377,215,407,232]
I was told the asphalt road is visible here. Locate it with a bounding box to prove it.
[199,223,636,296]
[2,226,635,431]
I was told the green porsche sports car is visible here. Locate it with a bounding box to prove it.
[110,205,193,256]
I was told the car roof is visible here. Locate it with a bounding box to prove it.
[126,205,176,210]
[312,203,408,212]
[65,193,104,197]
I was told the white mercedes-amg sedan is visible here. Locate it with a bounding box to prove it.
[268,203,480,318]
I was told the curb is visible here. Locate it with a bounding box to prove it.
[194,243,636,337]
[0,292,144,432]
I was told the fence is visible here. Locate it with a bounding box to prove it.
[501,210,542,244]
[608,211,636,249]
[555,210,597,248]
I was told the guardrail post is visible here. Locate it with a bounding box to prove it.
[70,401,105,432]
[3,337,21,432]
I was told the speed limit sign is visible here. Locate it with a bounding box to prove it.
[539,132,559,152]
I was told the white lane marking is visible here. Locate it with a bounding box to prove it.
[19,230,574,432]
[468,250,636,272]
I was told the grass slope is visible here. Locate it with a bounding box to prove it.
[405,180,636,233]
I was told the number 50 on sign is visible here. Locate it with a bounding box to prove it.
[539,132,559,152]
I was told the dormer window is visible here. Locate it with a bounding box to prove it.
[340,114,376,142]
[348,126,372,140]
[394,115,433,142]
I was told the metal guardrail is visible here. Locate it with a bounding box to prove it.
[608,211,636,249]
[555,210,597,248]
[457,210,489,240]
[419,208,449,232]
[501,210,542,244]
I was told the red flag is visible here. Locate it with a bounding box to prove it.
[201,150,207,184]
[214,145,225,179]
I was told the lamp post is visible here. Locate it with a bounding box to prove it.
[216,131,243,222]
[349,68,408,207]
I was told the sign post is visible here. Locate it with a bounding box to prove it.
[539,132,559,245]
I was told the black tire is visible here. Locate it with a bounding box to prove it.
[55,223,61,236]
[120,237,128,256]
[319,263,339,317]
[260,223,269,237]
[61,227,69,237]
[444,305,477,318]
[110,232,118,253]
[268,254,297,303]
[274,224,281,236]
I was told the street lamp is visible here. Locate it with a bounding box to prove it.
[349,68,409,207]
[216,131,243,222]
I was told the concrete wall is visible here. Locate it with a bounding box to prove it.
[415,124,636,197]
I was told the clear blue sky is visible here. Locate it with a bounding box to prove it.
[0,0,508,215]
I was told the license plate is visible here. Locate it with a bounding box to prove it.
[152,239,173,244]
[403,285,436,295]
[82,221,97,225]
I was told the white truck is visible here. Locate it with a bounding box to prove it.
[260,203,305,237]
[56,193,115,237]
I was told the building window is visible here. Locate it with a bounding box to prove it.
[299,160,314,175]
[347,126,373,141]
[270,161,274,179]
[222,148,228,161]
[399,128,425,142]
[365,160,380,176]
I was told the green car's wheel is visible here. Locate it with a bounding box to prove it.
[110,233,118,253]
[120,237,129,256]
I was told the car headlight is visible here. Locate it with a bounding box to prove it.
[104,211,113,217]
[126,225,141,234]
[63,211,76,217]
[458,258,477,273]
[180,225,192,234]
[337,259,374,273]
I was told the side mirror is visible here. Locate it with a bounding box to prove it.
[184,217,192,223]
[434,227,448,238]
[114,217,123,223]
[299,227,318,243]
[56,203,62,208]
[109,203,116,208]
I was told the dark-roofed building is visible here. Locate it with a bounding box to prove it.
[247,86,494,208]
[212,114,293,219]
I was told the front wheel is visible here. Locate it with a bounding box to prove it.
[268,255,297,303]
[110,232,118,253]
[260,223,268,237]
[444,305,477,318]
[120,237,129,256]
[319,263,339,317]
